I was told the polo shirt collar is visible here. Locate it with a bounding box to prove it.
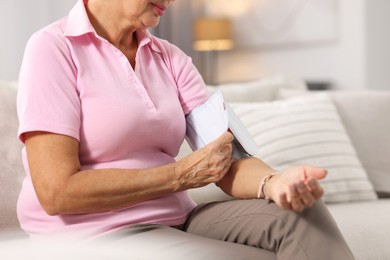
[137,30,162,54]
[64,0,95,37]
[64,0,162,54]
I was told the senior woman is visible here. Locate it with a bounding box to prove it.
[17,0,354,259]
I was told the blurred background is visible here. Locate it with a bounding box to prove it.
[1,0,390,90]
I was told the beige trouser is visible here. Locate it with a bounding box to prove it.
[99,200,355,260]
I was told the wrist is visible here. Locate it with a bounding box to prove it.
[257,172,278,200]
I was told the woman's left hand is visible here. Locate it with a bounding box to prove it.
[216,158,327,213]
[266,166,327,212]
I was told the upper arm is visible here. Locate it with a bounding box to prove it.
[17,30,80,143]
[24,131,81,213]
[158,39,208,115]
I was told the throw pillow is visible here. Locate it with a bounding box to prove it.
[230,95,378,203]
[278,90,390,197]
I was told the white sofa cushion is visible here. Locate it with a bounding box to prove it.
[230,95,377,203]
[0,81,25,234]
[328,91,390,197]
[327,199,390,260]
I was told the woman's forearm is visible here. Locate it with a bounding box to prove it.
[217,157,277,199]
[26,131,234,216]
[25,132,183,215]
[51,165,181,215]
[217,157,328,213]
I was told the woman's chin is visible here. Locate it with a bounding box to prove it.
[142,16,160,29]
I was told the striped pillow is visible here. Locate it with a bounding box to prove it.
[230,95,377,203]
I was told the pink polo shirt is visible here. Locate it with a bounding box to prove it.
[17,0,208,239]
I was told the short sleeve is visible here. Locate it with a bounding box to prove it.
[17,30,80,143]
[162,41,209,115]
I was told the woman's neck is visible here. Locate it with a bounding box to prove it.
[85,0,137,50]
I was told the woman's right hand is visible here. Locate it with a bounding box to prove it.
[175,132,234,191]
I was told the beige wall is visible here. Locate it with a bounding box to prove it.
[214,0,390,90]
[0,0,77,81]
[2,0,389,90]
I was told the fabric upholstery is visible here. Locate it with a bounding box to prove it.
[230,95,378,203]
[0,81,25,234]
[328,91,390,197]
[279,90,390,197]
[327,199,390,259]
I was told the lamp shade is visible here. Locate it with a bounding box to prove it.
[193,17,234,51]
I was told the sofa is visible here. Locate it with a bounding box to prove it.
[1,77,390,259]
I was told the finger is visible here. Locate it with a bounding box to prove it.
[219,145,232,165]
[216,158,234,182]
[222,157,233,170]
[297,181,315,208]
[218,131,234,144]
[307,178,324,200]
[279,193,291,210]
[304,166,327,181]
[290,184,305,212]
[222,142,233,155]
[206,132,233,152]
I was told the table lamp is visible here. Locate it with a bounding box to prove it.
[193,17,234,84]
